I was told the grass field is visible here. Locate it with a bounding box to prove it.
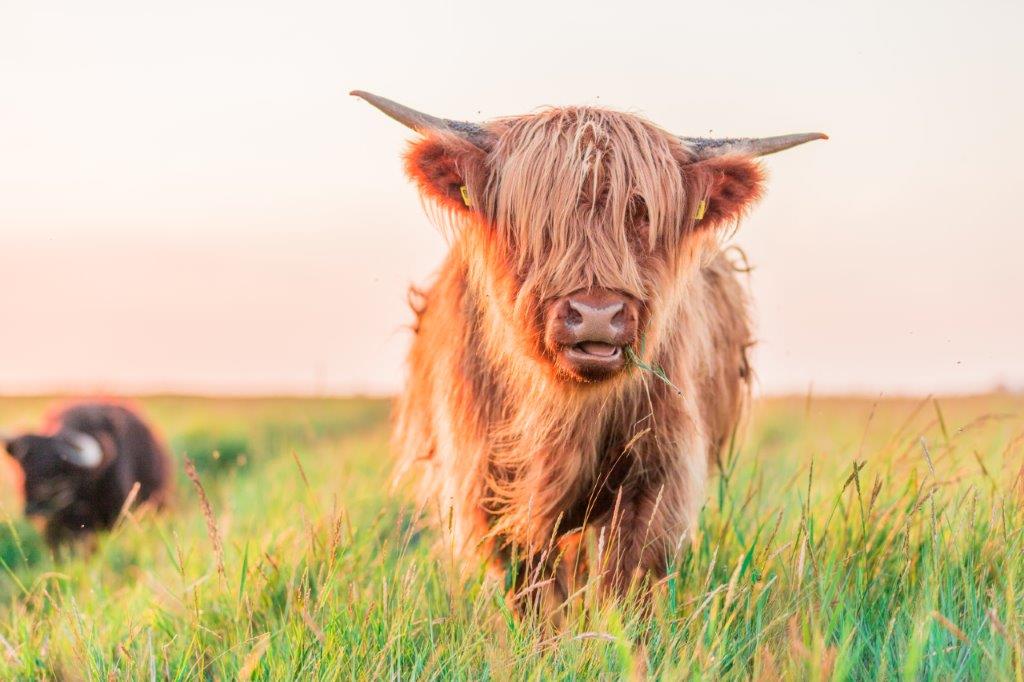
[0,393,1022,679]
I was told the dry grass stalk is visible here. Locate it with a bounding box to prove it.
[184,456,225,580]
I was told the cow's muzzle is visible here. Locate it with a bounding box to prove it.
[544,289,639,382]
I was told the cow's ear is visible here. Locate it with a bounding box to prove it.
[4,436,27,461]
[404,133,488,214]
[687,156,765,227]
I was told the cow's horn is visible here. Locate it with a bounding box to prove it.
[682,132,828,160]
[350,90,493,147]
[62,432,104,469]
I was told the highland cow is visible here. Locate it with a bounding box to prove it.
[353,91,824,607]
[3,402,171,550]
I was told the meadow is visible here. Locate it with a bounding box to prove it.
[0,392,1022,679]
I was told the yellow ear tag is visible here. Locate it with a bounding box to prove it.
[695,199,708,221]
[459,185,472,207]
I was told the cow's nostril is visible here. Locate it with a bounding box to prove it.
[565,303,583,326]
[610,307,625,329]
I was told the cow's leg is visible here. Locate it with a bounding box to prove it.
[598,464,704,598]
[505,531,585,626]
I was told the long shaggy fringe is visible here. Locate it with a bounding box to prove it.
[482,108,699,302]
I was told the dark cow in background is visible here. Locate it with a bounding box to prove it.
[3,402,171,550]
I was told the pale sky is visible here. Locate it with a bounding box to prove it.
[2,0,1022,396]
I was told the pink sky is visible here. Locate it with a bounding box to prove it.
[2,0,1022,396]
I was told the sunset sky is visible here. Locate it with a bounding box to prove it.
[2,0,1022,396]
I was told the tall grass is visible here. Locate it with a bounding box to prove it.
[0,394,1020,679]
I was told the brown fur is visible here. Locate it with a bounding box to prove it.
[390,106,761,608]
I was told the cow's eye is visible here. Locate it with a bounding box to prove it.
[627,197,649,227]
[627,197,652,250]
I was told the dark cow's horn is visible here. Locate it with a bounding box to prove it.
[60,432,104,469]
[350,90,493,148]
[682,132,828,160]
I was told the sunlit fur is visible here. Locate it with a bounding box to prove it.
[394,106,761,608]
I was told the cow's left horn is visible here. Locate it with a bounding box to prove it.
[682,132,828,160]
[350,90,494,148]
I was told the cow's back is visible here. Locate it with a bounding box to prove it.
[693,251,754,467]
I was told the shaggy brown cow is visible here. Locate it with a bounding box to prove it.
[353,91,824,607]
[3,402,171,551]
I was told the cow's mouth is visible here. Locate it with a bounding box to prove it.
[569,341,621,359]
[560,341,626,381]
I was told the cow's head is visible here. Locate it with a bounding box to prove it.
[3,432,106,516]
[354,91,825,384]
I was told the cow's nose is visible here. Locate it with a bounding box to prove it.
[544,289,640,380]
[566,299,625,343]
[550,289,639,347]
